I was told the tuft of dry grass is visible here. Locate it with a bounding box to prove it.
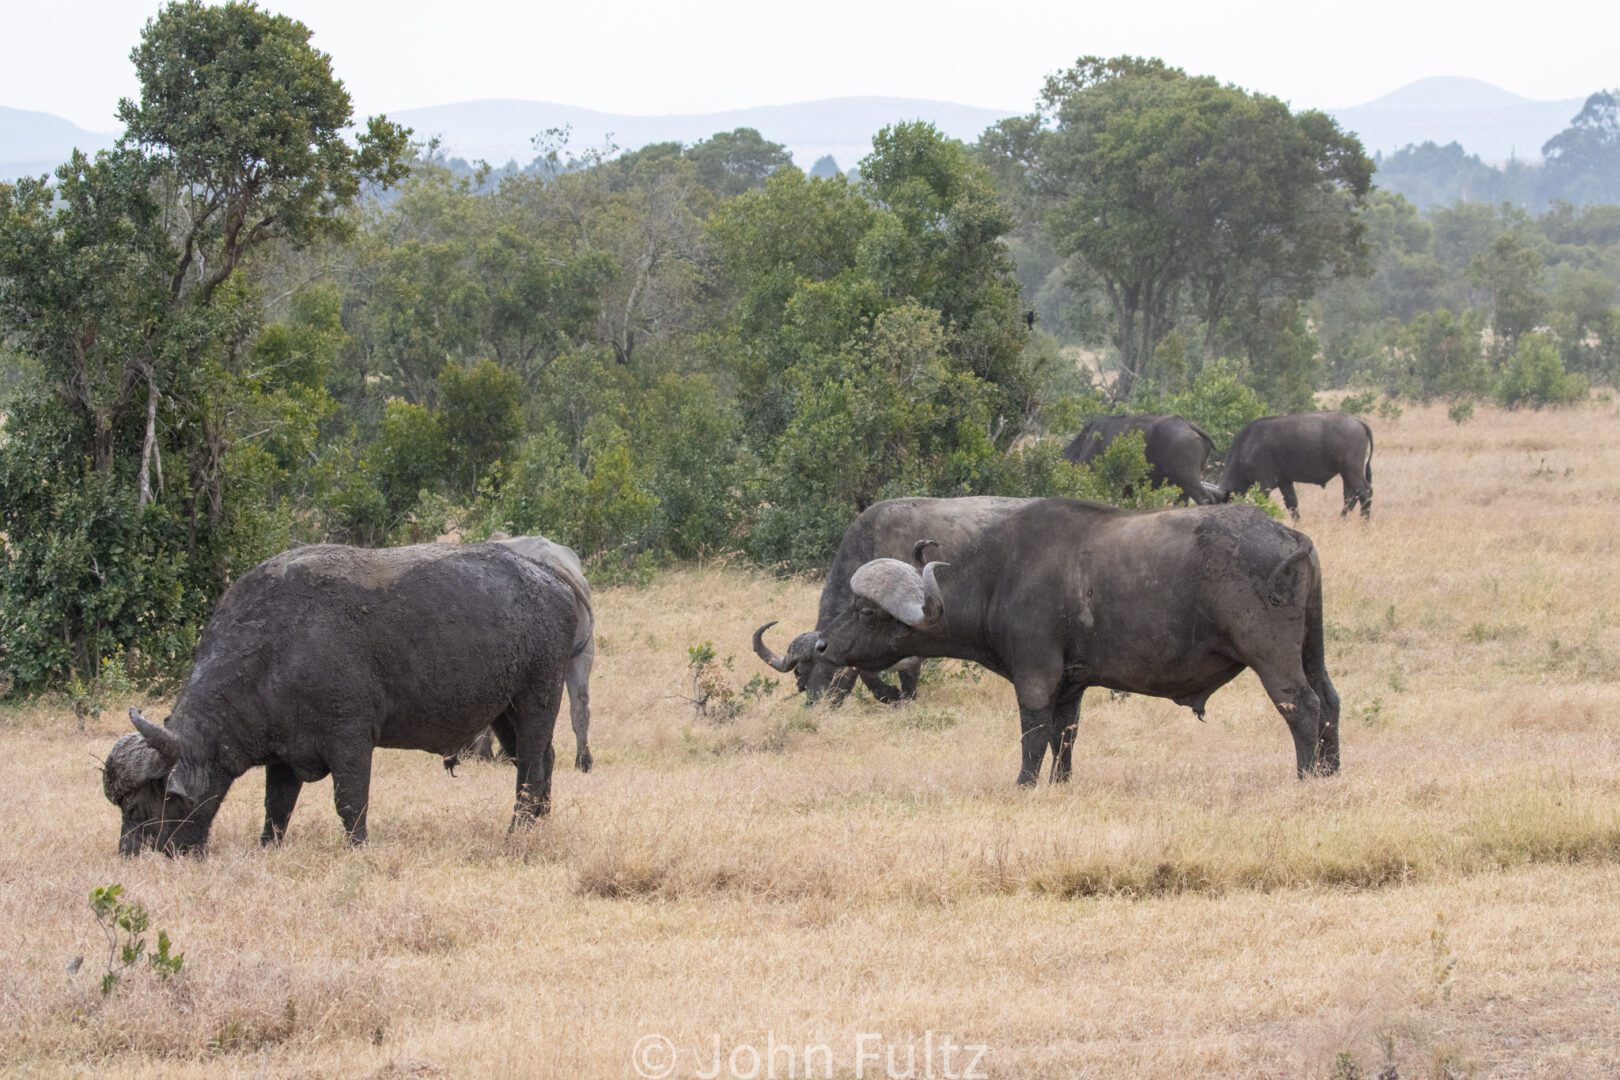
[4,400,1620,1077]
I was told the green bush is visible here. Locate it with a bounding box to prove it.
[1140,358,1270,453]
[0,397,207,691]
[371,398,448,515]
[1399,308,1488,401]
[1494,332,1588,409]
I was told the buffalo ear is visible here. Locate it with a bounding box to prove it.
[130,708,182,767]
[165,765,198,804]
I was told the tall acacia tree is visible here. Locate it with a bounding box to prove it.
[983,56,1372,399]
[0,1,408,686]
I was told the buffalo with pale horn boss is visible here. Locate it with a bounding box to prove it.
[813,500,1340,784]
[753,496,1032,705]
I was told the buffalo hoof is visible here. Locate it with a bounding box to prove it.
[575,750,593,773]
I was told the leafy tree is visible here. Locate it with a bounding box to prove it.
[1374,142,1503,210]
[809,154,842,179]
[686,128,794,197]
[1467,232,1546,358]
[1541,90,1620,206]
[1398,309,1488,400]
[1494,331,1587,407]
[984,56,1371,398]
[0,0,407,689]
[370,399,448,515]
[437,359,524,495]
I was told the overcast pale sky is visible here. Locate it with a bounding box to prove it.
[5,0,1616,131]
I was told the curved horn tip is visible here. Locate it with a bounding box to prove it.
[911,538,941,567]
[752,621,797,672]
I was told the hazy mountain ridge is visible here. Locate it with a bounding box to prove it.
[1331,76,1586,162]
[0,105,116,180]
[1,78,1599,181]
[388,96,1019,172]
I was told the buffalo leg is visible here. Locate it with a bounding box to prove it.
[859,669,904,704]
[896,661,921,701]
[567,644,593,772]
[331,748,374,845]
[490,715,517,759]
[510,684,564,828]
[1049,693,1082,783]
[1255,663,1324,778]
[1311,672,1342,774]
[1340,470,1371,520]
[1016,703,1053,786]
[1304,588,1341,775]
[1278,481,1301,522]
[261,761,303,846]
[824,667,859,707]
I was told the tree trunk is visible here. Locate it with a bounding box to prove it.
[137,365,159,512]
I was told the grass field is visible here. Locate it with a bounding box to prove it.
[3,400,1619,1078]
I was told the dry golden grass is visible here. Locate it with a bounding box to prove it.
[4,400,1620,1078]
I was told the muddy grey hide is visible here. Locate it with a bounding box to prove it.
[443,532,596,774]
[813,500,1339,786]
[1215,411,1373,520]
[1063,414,1218,504]
[103,542,577,855]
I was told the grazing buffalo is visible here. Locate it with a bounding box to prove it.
[814,500,1339,784]
[444,532,596,774]
[1215,411,1373,520]
[1063,414,1218,504]
[103,542,577,855]
[754,496,1032,705]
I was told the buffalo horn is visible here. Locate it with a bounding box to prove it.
[911,538,942,568]
[753,621,804,672]
[918,561,948,628]
[129,708,182,766]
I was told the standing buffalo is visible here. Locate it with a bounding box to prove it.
[754,496,1032,704]
[1063,414,1218,504]
[1215,411,1373,520]
[102,542,577,855]
[445,532,596,774]
[813,500,1339,784]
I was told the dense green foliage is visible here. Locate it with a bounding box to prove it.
[2,25,1616,693]
[0,1,407,688]
[983,56,1373,401]
[1313,196,1620,404]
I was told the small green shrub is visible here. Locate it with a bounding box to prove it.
[89,885,184,996]
[1494,332,1588,409]
[1339,390,1378,415]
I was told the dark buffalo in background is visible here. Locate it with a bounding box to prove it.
[1215,411,1373,520]
[102,542,577,855]
[754,496,1032,705]
[445,532,596,774]
[813,500,1339,785]
[1063,414,1218,504]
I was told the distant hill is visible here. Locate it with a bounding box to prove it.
[1328,77,1586,163]
[388,97,1019,171]
[3,79,1596,184]
[0,106,117,180]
